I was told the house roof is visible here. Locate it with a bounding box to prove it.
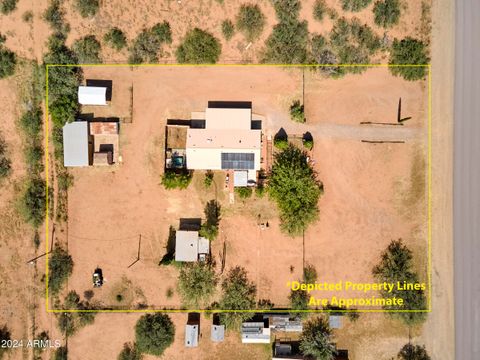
[198,237,210,255]
[63,121,89,167]
[186,128,261,150]
[185,324,199,347]
[205,107,252,130]
[211,325,225,342]
[175,230,199,262]
[90,122,118,135]
[78,86,107,105]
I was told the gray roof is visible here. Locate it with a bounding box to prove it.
[233,170,248,187]
[211,324,225,342]
[175,230,199,262]
[329,315,342,329]
[185,324,199,347]
[63,121,89,167]
[221,152,255,170]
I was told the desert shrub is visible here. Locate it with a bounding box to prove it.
[72,35,102,63]
[341,0,372,12]
[18,178,46,228]
[48,246,73,295]
[271,0,301,23]
[74,0,99,18]
[57,169,73,191]
[303,263,317,283]
[373,0,401,28]
[53,346,68,360]
[398,344,431,360]
[289,289,309,311]
[255,184,266,197]
[300,317,337,360]
[176,28,221,64]
[104,27,127,51]
[221,19,235,41]
[199,200,221,240]
[22,10,33,22]
[135,314,175,356]
[313,0,327,21]
[372,239,427,325]
[236,4,266,42]
[0,46,16,79]
[235,186,252,199]
[0,325,10,358]
[129,22,172,64]
[269,145,323,236]
[204,170,214,188]
[290,100,305,123]
[43,0,69,34]
[0,0,17,15]
[274,137,289,150]
[263,20,309,64]
[118,342,142,360]
[0,137,11,181]
[389,37,429,81]
[24,145,44,174]
[161,170,192,190]
[219,266,256,329]
[19,109,43,138]
[346,309,360,322]
[178,262,217,308]
[57,313,75,336]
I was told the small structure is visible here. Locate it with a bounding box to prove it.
[241,321,271,344]
[185,315,200,348]
[63,121,89,167]
[175,230,209,262]
[211,324,225,343]
[90,122,119,165]
[272,340,303,360]
[329,315,342,329]
[78,86,108,106]
[269,315,303,332]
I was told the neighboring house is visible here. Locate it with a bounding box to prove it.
[174,230,209,262]
[63,120,119,167]
[269,315,303,332]
[78,86,108,106]
[241,321,271,344]
[211,324,225,343]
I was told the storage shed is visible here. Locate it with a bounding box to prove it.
[78,86,107,105]
[63,121,89,167]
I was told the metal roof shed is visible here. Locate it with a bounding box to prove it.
[78,86,107,105]
[185,324,199,347]
[63,121,89,167]
[175,230,199,262]
[211,325,225,342]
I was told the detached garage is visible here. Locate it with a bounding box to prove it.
[78,86,107,105]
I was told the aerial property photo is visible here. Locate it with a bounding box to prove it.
[46,65,429,318]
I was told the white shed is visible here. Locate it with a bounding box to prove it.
[78,86,107,105]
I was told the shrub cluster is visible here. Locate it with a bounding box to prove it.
[161,170,192,190]
[236,4,266,42]
[341,0,372,12]
[48,246,74,295]
[235,186,253,199]
[0,34,16,79]
[57,291,96,335]
[221,19,235,41]
[72,35,102,63]
[104,27,127,51]
[0,0,17,15]
[129,22,172,64]
[178,262,217,308]
[43,0,70,34]
[74,0,99,18]
[290,100,305,123]
[135,314,175,356]
[373,0,401,28]
[313,0,327,22]
[389,37,429,81]
[176,28,221,64]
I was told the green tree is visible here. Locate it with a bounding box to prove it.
[18,178,46,228]
[373,0,401,28]
[300,317,337,360]
[48,246,74,295]
[129,22,172,64]
[263,20,309,64]
[389,37,429,81]
[74,0,99,18]
[271,0,301,23]
[176,28,221,64]
[135,314,175,356]
[178,262,217,308]
[219,266,256,329]
[118,342,142,360]
[72,35,102,63]
[199,200,221,240]
[397,344,431,360]
[221,19,235,41]
[236,4,266,42]
[289,289,309,312]
[290,100,305,123]
[0,0,17,15]
[313,0,327,22]
[104,27,127,51]
[0,46,16,79]
[19,108,43,138]
[268,145,323,236]
[341,0,372,12]
[303,263,317,283]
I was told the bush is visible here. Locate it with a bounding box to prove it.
[303,263,317,283]
[263,20,309,64]
[0,0,17,15]
[313,0,327,22]
[398,344,431,360]
[53,346,68,360]
[269,145,323,236]
[0,136,11,181]
[219,266,256,329]
[290,100,305,123]
[204,170,214,188]
[43,0,69,34]
[48,247,73,295]
[289,289,309,311]
[235,186,252,199]
[373,0,401,28]
[19,109,43,138]
[129,22,172,64]
[74,0,99,18]
[300,317,337,359]
[178,262,217,308]
[389,37,429,81]
[22,10,33,22]
[303,138,314,150]
[135,314,175,356]
[221,19,235,41]
[0,46,16,79]
[274,137,289,150]
[255,184,266,197]
[271,0,301,23]
[25,145,44,174]
[176,28,221,64]
[236,4,266,42]
[161,170,192,190]
[341,0,372,12]
[104,27,127,51]
[118,342,142,360]
[72,35,102,63]
[18,178,46,228]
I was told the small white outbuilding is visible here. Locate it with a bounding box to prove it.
[78,86,107,106]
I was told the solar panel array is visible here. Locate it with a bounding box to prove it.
[221,152,255,170]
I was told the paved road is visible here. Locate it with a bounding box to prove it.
[454,1,480,359]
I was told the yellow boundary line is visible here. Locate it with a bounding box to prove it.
[44,63,431,313]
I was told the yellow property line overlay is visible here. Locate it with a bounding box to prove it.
[44,63,432,313]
